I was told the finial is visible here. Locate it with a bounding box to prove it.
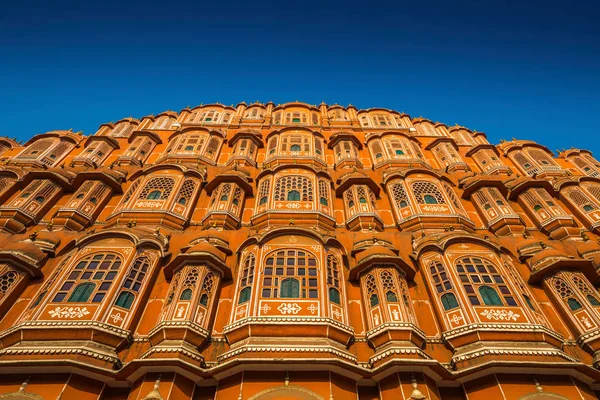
[289,219,295,226]
[47,220,54,231]
[285,371,290,386]
[533,376,543,393]
[19,378,29,392]
[29,231,38,241]
[154,228,160,235]
[408,374,427,399]
[539,240,547,249]
[142,376,163,400]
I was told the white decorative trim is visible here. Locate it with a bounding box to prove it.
[218,345,357,362]
[224,317,354,335]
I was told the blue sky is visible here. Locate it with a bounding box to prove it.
[1,0,599,154]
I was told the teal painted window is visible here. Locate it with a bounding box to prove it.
[587,295,600,306]
[424,195,438,204]
[386,291,398,302]
[180,288,193,300]
[68,282,95,303]
[287,190,300,201]
[568,298,583,311]
[115,291,135,309]
[238,287,251,304]
[200,293,209,306]
[479,286,503,306]
[441,293,459,310]
[329,288,341,305]
[370,293,379,307]
[280,278,300,298]
[147,190,162,200]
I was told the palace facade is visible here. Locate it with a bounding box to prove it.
[0,102,599,399]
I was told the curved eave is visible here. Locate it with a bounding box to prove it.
[350,255,416,281]
[21,170,74,190]
[0,251,45,278]
[164,252,231,280]
[204,174,253,196]
[264,126,323,142]
[335,175,380,197]
[411,234,505,261]
[129,163,206,181]
[127,131,163,144]
[72,170,125,193]
[171,127,227,139]
[498,141,554,156]
[228,131,264,147]
[236,227,346,255]
[382,167,452,185]
[465,143,499,157]
[23,132,83,146]
[507,178,555,200]
[256,164,330,181]
[327,132,363,150]
[365,131,414,142]
[529,258,596,284]
[425,137,458,151]
[84,135,120,149]
[460,175,509,199]
[70,229,169,257]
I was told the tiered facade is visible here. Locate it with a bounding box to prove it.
[0,102,599,399]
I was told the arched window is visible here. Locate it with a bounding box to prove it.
[366,273,379,307]
[380,270,399,303]
[587,295,600,306]
[112,256,152,310]
[411,181,446,205]
[552,276,580,312]
[180,288,193,300]
[370,294,379,306]
[52,253,122,303]
[274,176,313,202]
[428,260,459,310]
[441,293,459,310]
[262,250,318,299]
[327,254,342,305]
[115,291,135,309]
[199,272,216,307]
[200,293,209,306]
[138,177,175,201]
[456,257,515,306]
[290,144,301,151]
[568,298,583,311]
[329,288,341,305]
[238,254,255,304]
[239,287,251,304]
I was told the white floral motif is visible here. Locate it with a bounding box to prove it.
[49,306,90,319]
[278,303,302,314]
[480,309,520,321]
[110,312,124,324]
[285,203,301,209]
[260,303,272,314]
[307,304,319,314]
